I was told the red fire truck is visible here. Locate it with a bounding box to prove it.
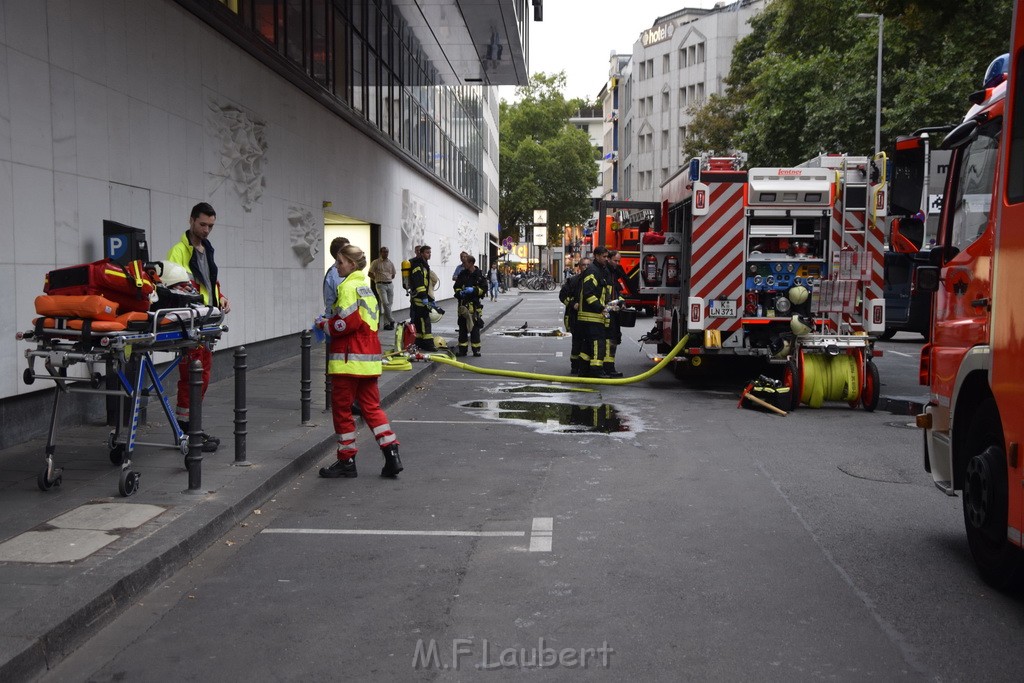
[914,15,1024,586]
[644,153,887,410]
[591,200,661,315]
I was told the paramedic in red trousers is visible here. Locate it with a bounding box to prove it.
[408,244,442,351]
[317,244,402,479]
[166,202,230,452]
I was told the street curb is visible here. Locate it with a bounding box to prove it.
[880,396,925,417]
[2,296,524,683]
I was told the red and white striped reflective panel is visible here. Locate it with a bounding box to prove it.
[690,181,745,331]
[865,214,886,301]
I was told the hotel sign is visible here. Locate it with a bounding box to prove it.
[640,23,673,47]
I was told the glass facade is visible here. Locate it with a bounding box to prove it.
[211,0,484,206]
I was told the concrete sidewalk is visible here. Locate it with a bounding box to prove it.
[0,293,524,682]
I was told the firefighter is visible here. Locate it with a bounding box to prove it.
[604,250,627,377]
[316,244,403,479]
[454,255,487,356]
[577,247,614,377]
[408,244,443,351]
[559,256,590,374]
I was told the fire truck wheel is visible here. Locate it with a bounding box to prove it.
[962,399,1023,589]
[879,328,897,341]
[782,359,800,411]
[861,361,880,412]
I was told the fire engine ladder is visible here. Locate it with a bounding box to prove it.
[826,156,870,335]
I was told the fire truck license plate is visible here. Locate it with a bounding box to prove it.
[709,300,736,318]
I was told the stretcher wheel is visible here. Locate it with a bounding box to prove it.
[23,368,34,385]
[90,372,103,389]
[37,468,62,491]
[107,432,117,450]
[119,469,140,497]
[861,361,880,412]
[109,444,126,465]
[179,436,190,456]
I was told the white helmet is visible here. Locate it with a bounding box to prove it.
[159,262,199,295]
[160,261,192,287]
[429,308,444,323]
[788,285,810,305]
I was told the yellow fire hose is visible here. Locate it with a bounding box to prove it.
[424,335,690,385]
[798,352,861,408]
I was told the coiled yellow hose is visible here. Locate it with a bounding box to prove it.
[798,352,861,408]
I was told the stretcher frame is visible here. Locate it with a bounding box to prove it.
[18,307,226,496]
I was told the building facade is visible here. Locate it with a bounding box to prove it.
[617,0,765,202]
[0,0,532,445]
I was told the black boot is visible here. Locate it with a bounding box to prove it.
[179,421,220,452]
[603,364,624,378]
[583,364,606,378]
[320,457,357,478]
[570,359,581,375]
[380,445,403,478]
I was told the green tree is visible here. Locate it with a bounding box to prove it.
[499,72,597,247]
[684,0,1012,167]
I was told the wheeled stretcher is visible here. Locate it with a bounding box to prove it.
[18,306,226,496]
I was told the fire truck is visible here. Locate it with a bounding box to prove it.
[913,21,1024,587]
[591,200,661,315]
[644,153,888,410]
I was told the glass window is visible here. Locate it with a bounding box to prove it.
[949,119,1000,251]
[254,0,276,44]
[285,0,304,65]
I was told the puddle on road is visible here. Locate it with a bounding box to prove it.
[460,399,632,434]
[498,384,592,395]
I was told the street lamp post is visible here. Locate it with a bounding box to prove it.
[857,13,884,154]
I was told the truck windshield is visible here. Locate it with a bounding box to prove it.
[949,119,1001,251]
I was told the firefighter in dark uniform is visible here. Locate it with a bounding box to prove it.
[454,255,488,356]
[578,247,614,377]
[408,244,441,351]
[559,256,590,375]
[604,250,626,377]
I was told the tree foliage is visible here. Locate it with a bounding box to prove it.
[684,0,1012,167]
[499,73,597,246]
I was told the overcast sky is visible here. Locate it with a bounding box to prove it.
[513,1,728,103]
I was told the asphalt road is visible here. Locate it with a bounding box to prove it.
[42,294,1023,682]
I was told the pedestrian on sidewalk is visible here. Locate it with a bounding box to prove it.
[166,202,231,452]
[369,246,397,329]
[488,263,500,301]
[317,244,403,479]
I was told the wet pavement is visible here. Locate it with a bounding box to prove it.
[0,293,526,681]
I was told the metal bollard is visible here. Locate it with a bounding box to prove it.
[185,359,203,492]
[233,346,249,465]
[300,329,312,424]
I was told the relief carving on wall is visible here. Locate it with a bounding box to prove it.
[438,238,452,267]
[456,217,475,256]
[400,189,426,258]
[288,205,320,266]
[207,100,268,211]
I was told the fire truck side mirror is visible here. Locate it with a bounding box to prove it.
[916,266,940,292]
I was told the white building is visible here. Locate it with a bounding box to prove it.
[618,0,765,201]
[0,0,534,446]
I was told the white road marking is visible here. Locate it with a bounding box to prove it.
[529,517,553,552]
[884,349,916,358]
[262,517,555,553]
[262,528,524,538]
[391,420,485,424]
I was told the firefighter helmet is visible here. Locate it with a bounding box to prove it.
[159,262,196,290]
[790,314,813,336]
[428,307,444,323]
[788,285,810,305]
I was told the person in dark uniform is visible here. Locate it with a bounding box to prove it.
[604,250,626,377]
[408,245,441,351]
[577,247,614,377]
[559,256,590,375]
[453,255,488,357]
